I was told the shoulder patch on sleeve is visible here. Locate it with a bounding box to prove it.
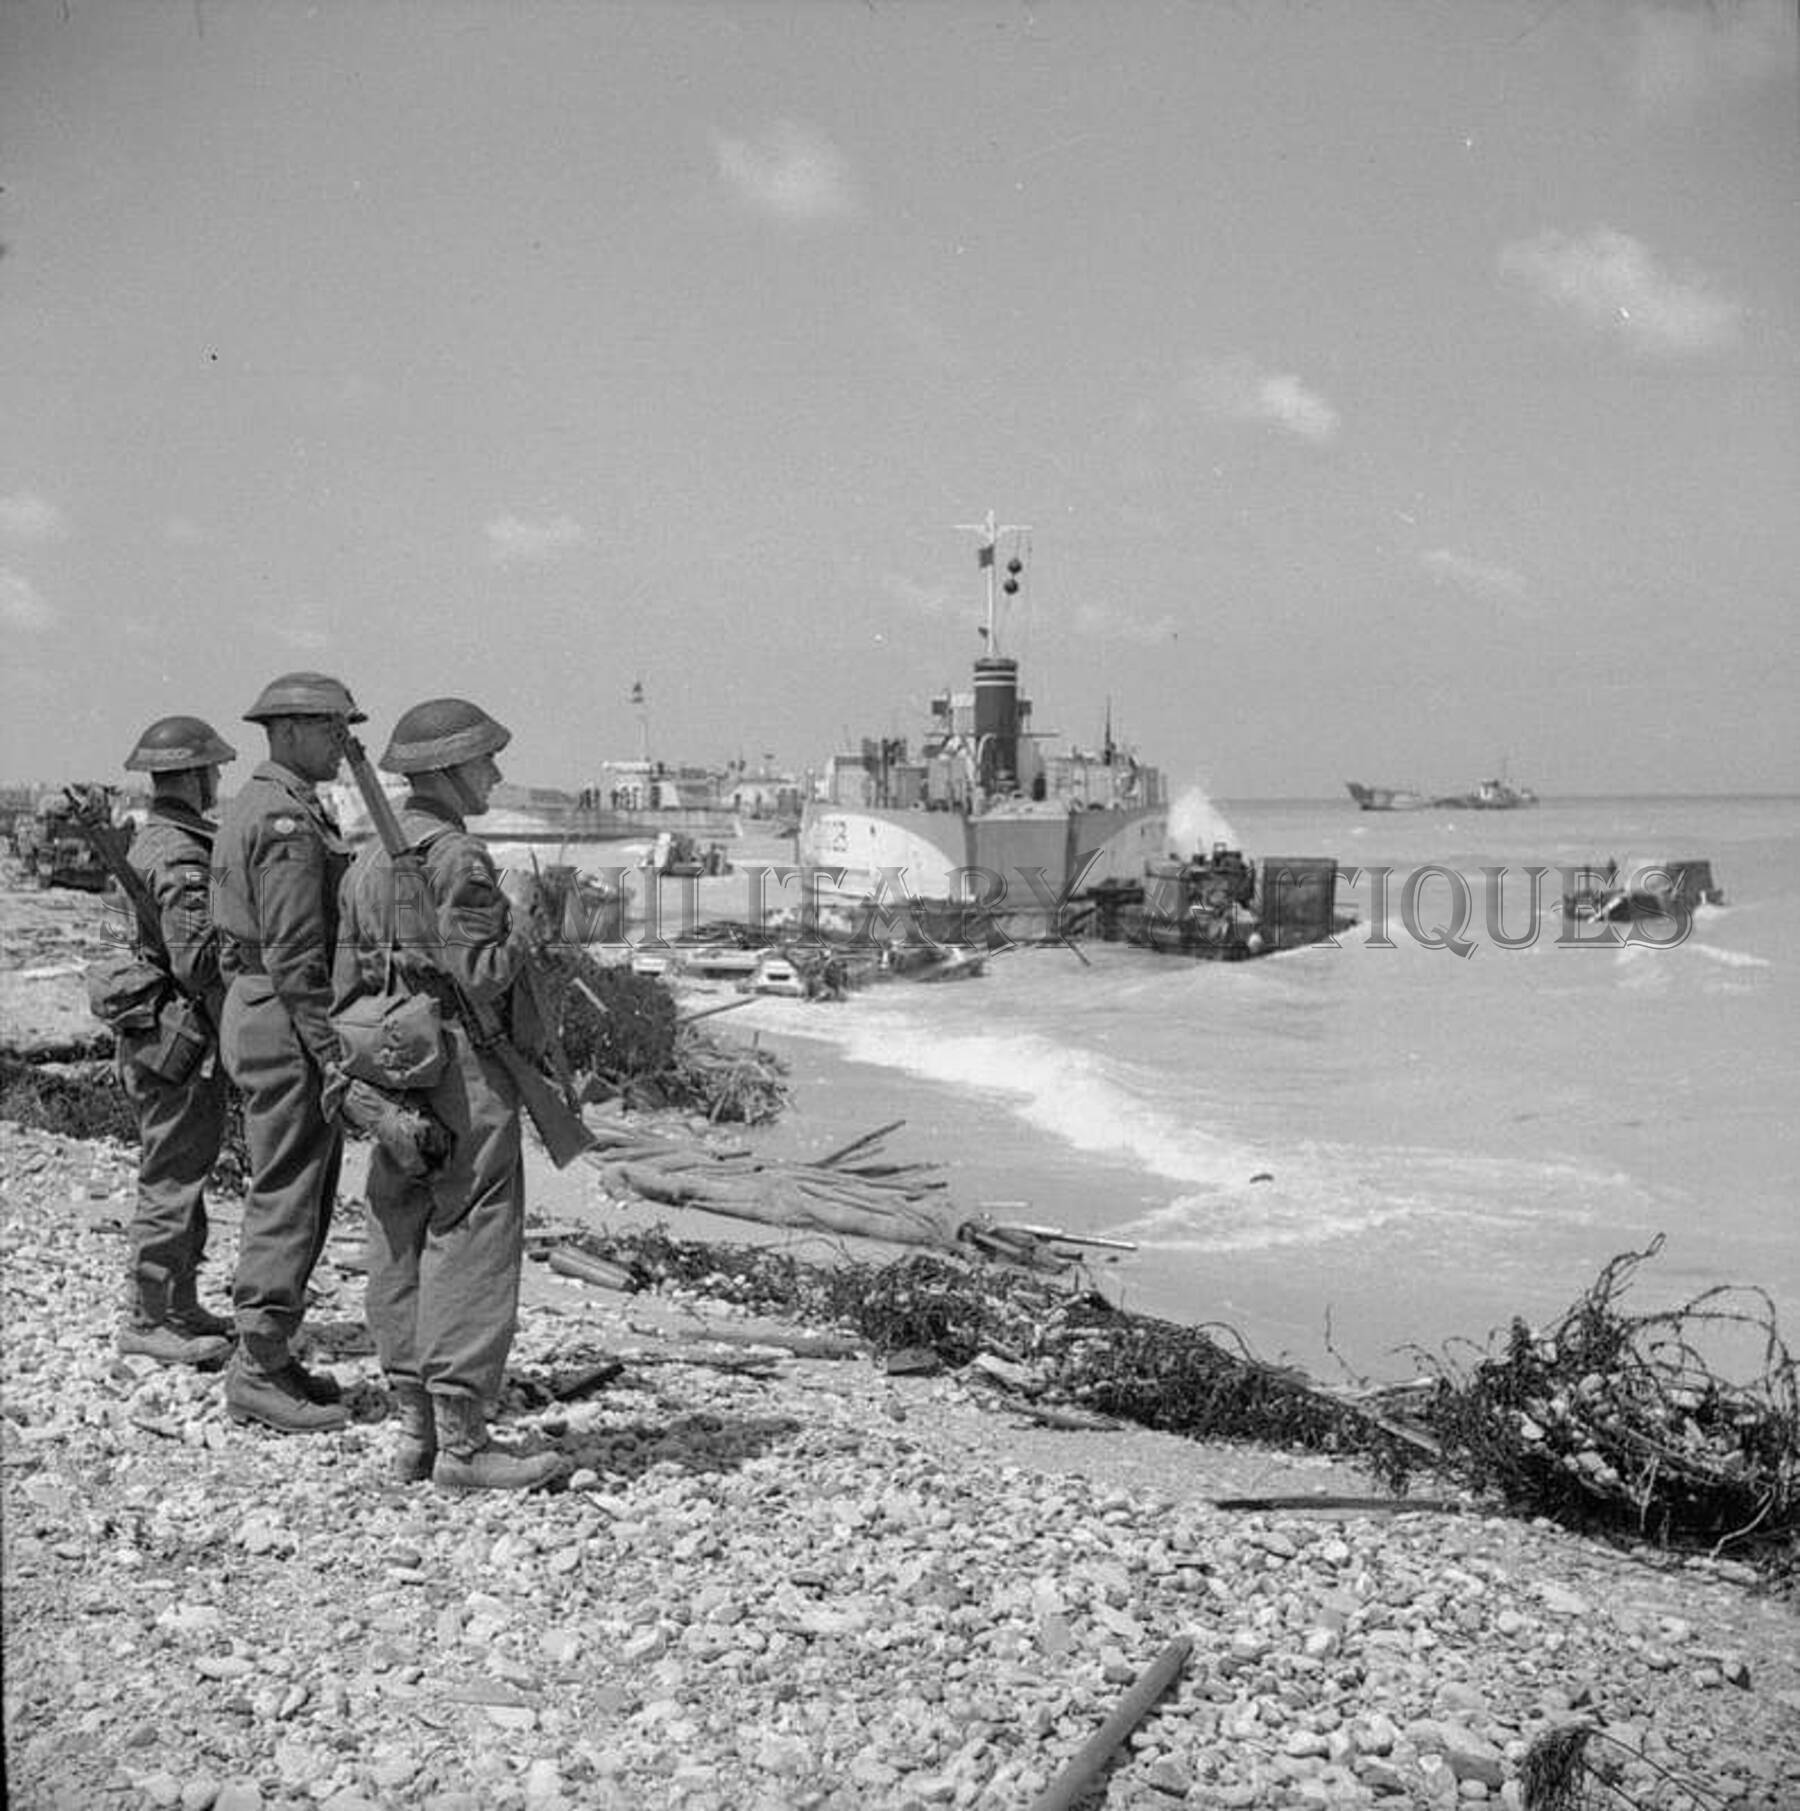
[272,815,299,835]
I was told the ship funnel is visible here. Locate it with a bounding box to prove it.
[974,655,1021,794]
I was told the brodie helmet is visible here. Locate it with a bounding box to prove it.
[379,698,512,775]
[243,671,366,724]
[124,716,238,773]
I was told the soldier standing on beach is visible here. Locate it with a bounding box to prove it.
[114,715,239,1368]
[210,672,363,1434]
[333,698,565,1491]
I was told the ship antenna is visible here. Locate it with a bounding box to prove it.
[956,508,1030,657]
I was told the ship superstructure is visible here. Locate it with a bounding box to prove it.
[797,514,1169,938]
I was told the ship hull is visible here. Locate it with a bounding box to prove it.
[797,800,1169,939]
[488,805,740,843]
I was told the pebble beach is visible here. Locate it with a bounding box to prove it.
[5,1110,1800,1811]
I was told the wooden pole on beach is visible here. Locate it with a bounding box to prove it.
[1025,1635,1192,1811]
[816,1118,907,1168]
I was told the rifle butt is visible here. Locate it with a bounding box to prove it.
[498,1045,595,1168]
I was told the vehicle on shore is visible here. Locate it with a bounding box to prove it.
[1562,858,1724,926]
[1080,843,1351,960]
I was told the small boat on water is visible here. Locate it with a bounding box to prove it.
[796,513,1169,943]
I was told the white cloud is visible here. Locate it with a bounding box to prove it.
[1500,227,1741,356]
[0,568,57,632]
[0,492,70,544]
[1626,0,1792,111]
[484,513,588,564]
[1185,356,1340,443]
[1420,548,1530,604]
[714,121,863,225]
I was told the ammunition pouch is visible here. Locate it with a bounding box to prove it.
[139,994,212,1084]
[86,953,170,1034]
[331,988,449,1092]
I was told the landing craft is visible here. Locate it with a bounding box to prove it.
[796,513,1170,945]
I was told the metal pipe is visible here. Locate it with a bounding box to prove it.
[1026,1634,1193,1811]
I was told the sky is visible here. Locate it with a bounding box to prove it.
[2,0,1797,799]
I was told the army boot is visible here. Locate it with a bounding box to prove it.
[117,1273,231,1370]
[166,1272,235,1341]
[284,1357,344,1405]
[225,1336,348,1435]
[429,1393,564,1493]
[390,1381,436,1484]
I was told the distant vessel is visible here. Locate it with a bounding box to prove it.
[796,513,1169,941]
[1346,776,1538,811]
[1346,781,1430,812]
[1432,776,1538,811]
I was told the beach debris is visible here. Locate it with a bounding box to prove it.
[1027,1634,1193,1811]
[582,1117,958,1248]
[1407,1236,1799,1561]
[565,1219,1800,1569]
[580,1118,1114,1272]
[546,1246,638,1292]
[535,949,791,1123]
[1519,1720,1723,1811]
[569,1224,1425,1490]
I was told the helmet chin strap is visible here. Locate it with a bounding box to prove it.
[444,763,485,817]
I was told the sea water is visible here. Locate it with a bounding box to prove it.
[733,795,1799,1381]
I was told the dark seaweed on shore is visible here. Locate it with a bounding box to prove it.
[583,1225,1799,1567]
[577,1226,1422,1494]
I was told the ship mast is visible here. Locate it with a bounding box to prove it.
[956,508,1030,656]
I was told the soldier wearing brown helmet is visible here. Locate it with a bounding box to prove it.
[333,698,564,1490]
[115,715,239,1368]
[211,672,363,1434]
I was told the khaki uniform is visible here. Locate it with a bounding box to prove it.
[333,798,545,1404]
[118,802,228,1315]
[210,761,348,1363]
